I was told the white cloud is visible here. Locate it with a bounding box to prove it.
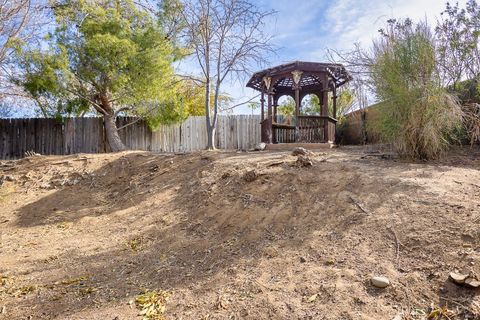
[323,0,468,50]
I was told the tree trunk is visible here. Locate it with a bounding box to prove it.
[104,114,126,152]
[205,76,216,150]
[206,123,216,150]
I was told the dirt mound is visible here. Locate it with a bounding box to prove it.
[0,147,479,319]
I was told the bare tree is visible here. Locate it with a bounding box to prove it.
[0,0,48,100]
[0,102,13,117]
[181,0,275,149]
[327,45,374,142]
[0,0,31,65]
[435,1,479,88]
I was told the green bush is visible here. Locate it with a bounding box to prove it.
[370,19,463,159]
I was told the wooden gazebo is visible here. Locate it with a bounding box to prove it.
[246,61,351,144]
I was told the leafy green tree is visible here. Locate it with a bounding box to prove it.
[301,94,320,115]
[14,0,183,151]
[277,96,295,116]
[301,90,354,118]
[176,79,206,117]
[247,102,259,115]
[332,88,355,120]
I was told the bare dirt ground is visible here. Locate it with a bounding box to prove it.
[0,145,479,320]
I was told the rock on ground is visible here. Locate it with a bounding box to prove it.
[371,276,390,288]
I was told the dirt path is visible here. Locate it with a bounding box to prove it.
[0,146,479,319]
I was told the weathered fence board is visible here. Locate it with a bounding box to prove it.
[0,115,262,159]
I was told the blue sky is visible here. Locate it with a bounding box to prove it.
[9,0,468,117]
[179,0,467,114]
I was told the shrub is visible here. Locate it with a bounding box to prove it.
[370,19,463,159]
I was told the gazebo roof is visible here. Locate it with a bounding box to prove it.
[246,61,351,92]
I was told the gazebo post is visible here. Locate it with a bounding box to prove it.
[273,97,278,143]
[294,87,300,142]
[273,97,278,122]
[260,91,265,121]
[291,70,303,143]
[332,83,337,119]
[321,75,328,116]
[267,92,273,144]
[321,75,329,142]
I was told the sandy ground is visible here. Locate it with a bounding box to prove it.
[0,146,479,320]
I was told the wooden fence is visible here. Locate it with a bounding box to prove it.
[342,107,381,145]
[0,115,262,159]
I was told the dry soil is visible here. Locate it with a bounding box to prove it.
[0,146,479,320]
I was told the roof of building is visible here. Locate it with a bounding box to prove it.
[246,61,352,92]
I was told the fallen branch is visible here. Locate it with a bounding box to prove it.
[52,161,71,165]
[388,226,402,269]
[267,160,286,167]
[349,195,369,214]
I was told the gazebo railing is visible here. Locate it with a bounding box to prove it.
[297,116,326,142]
[262,115,337,144]
[274,123,296,143]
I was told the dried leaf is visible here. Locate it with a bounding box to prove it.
[135,290,170,320]
[308,294,318,303]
